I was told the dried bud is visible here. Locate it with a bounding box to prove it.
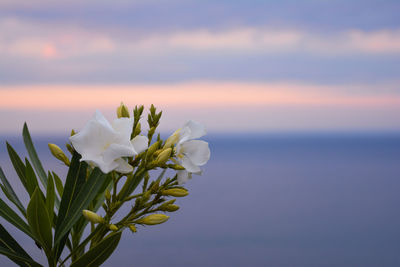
[136,214,169,225]
[161,188,189,197]
[48,143,70,166]
[82,210,104,224]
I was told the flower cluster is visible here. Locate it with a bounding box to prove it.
[0,103,210,267]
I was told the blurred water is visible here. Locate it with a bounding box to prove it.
[1,133,400,267]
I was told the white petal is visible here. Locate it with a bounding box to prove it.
[114,158,133,173]
[103,143,135,163]
[81,156,118,174]
[131,135,149,154]
[179,140,210,166]
[177,170,191,184]
[180,156,201,173]
[70,112,115,158]
[112,117,134,141]
[182,120,206,141]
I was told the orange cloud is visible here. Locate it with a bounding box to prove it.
[0,82,399,111]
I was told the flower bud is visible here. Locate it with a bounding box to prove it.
[105,189,111,201]
[134,122,141,136]
[82,210,104,224]
[163,129,181,148]
[70,129,76,136]
[167,164,185,170]
[117,102,130,118]
[159,204,180,212]
[155,148,172,165]
[146,141,161,158]
[48,143,70,166]
[136,214,169,225]
[109,224,118,231]
[161,188,189,197]
[129,224,137,233]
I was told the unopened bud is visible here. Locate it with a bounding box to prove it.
[129,224,137,233]
[150,180,160,193]
[155,148,172,165]
[105,189,111,201]
[167,164,185,170]
[66,143,74,154]
[142,190,151,202]
[134,123,141,136]
[117,102,130,118]
[70,129,76,136]
[161,188,189,197]
[82,210,104,224]
[147,141,161,158]
[136,214,169,225]
[48,143,70,166]
[148,127,156,137]
[109,224,118,231]
[159,204,180,212]
[163,129,181,148]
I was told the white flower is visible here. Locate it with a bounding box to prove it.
[174,120,210,184]
[69,110,148,174]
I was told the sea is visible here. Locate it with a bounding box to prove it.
[0,133,399,267]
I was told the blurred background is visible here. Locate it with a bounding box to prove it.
[1,0,400,266]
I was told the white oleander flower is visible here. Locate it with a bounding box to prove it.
[70,110,148,174]
[173,120,210,184]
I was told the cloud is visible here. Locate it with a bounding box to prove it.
[1,17,400,60]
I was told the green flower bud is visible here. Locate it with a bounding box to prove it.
[117,102,130,118]
[105,189,111,201]
[109,224,118,231]
[48,143,70,166]
[129,224,137,233]
[159,204,180,212]
[155,148,172,165]
[82,210,104,224]
[161,188,189,197]
[136,214,169,225]
[147,141,161,158]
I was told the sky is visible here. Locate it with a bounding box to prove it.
[0,0,399,134]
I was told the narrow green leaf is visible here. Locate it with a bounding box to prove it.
[0,198,34,240]
[46,174,55,224]
[6,142,28,190]
[0,167,26,216]
[55,168,107,244]
[25,159,39,197]
[27,188,53,251]
[70,232,121,267]
[54,152,87,259]
[0,247,43,267]
[52,172,64,198]
[22,123,48,189]
[0,224,40,267]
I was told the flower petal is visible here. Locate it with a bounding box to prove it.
[81,156,118,174]
[112,117,134,141]
[179,140,210,166]
[177,170,191,184]
[131,135,149,154]
[114,158,133,173]
[103,143,135,163]
[70,111,115,158]
[181,120,206,142]
[180,155,201,173]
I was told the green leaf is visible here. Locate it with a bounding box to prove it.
[46,174,55,224]
[54,167,107,245]
[0,247,43,267]
[54,152,87,260]
[0,167,26,216]
[52,172,64,198]
[71,232,121,267]
[0,198,34,240]
[25,159,39,197]
[0,224,41,267]
[23,123,48,189]
[6,142,28,191]
[27,188,53,251]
